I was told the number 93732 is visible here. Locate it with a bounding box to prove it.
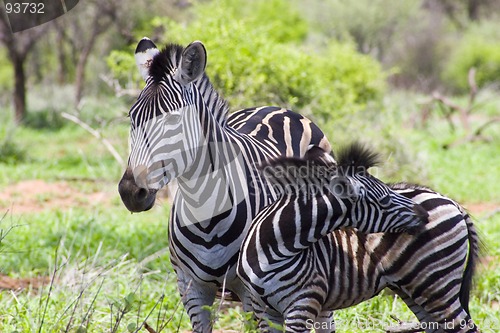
[5,2,45,14]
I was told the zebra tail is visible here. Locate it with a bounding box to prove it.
[460,212,482,315]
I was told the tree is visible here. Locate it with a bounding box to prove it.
[54,0,182,105]
[53,0,123,105]
[0,11,51,123]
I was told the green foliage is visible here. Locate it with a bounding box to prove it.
[23,109,66,130]
[0,129,27,165]
[299,0,420,55]
[178,0,385,120]
[0,120,127,184]
[443,20,500,92]
[0,139,26,165]
[110,0,385,122]
[106,49,142,88]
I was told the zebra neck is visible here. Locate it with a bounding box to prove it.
[195,74,229,127]
[175,138,249,225]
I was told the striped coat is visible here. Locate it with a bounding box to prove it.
[238,151,480,333]
[118,39,331,332]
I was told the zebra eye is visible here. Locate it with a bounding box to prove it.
[380,194,392,206]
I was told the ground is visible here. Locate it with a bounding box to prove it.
[0,179,110,215]
[0,179,498,294]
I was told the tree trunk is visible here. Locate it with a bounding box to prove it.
[56,27,67,84]
[74,22,105,106]
[12,55,27,124]
[74,42,93,105]
[467,0,480,21]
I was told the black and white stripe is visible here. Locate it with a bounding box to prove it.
[237,148,480,333]
[119,38,331,332]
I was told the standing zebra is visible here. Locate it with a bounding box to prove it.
[117,38,336,332]
[237,144,480,333]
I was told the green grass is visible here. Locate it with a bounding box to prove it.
[0,89,499,332]
[0,123,128,184]
[405,120,500,204]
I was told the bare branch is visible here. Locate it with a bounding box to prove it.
[144,322,158,333]
[474,116,500,136]
[61,112,125,166]
[100,74,141,98]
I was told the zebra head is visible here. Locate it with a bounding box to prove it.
[332,142,428,234]
[118,38,209,212]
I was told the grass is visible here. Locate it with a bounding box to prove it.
[0,89,499,332]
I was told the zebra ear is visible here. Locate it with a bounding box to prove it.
[176,41,207,85]
[135,37,160,81]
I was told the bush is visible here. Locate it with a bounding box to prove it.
[297,0,420,56]
[0,131,27,165]
[106,48,142,88]
[108,0,385,123]
[443,21,500,92]
[23,109,66,130]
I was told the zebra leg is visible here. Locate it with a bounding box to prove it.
[258,315,285,333]
[314,311,335,333]
[283,302,322,333]
[396,290,479,333]
[177,272,217,333]
[249,296,285,333]
[421,299,479,333]
[395,290,442,333]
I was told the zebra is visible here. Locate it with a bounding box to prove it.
[237,144,480,333]
[117,37,337,332]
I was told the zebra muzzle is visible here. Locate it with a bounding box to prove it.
[405,204,429,235]
[118,167,157,212]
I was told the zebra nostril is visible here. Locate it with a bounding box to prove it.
[136,188,149,201]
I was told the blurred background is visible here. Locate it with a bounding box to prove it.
[0,0,499,332]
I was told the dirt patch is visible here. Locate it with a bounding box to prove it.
[0,274,51,291]
[463,202,500,217]
[0,179,112,214]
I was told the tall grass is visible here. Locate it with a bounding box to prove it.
[0,87,498,332]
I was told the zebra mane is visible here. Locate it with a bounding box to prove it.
[389,182,431,191]
[259,146,336,188]
[261,142,381,187]
[335,141,381,174]
[149,43,230,125]
[149,43,183,82]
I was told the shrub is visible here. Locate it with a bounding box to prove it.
[106,49,142,88]
[443,20,500,92]
[107,0,385,123]
[0,131,27,165]
[23,109,66,130]
[297,0,420,56]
